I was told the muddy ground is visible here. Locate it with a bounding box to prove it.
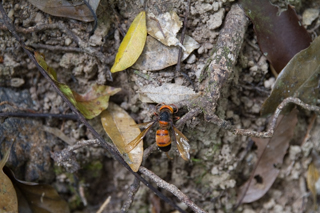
[1,0,320,212]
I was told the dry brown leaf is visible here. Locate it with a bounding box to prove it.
[132,35,199,71]
[147,11,183,47]
[4,167,69,213]
[138,83,198,104]
[0,144,18,213]
[28,0,100,22]
[101,103,143,172]
[237,109,298,203]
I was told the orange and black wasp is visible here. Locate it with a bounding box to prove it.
[124,104,190,161]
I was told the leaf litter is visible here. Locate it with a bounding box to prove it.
[239,0,311,74]
[138,83,198,104]
[237,109,298,203]
[4,167,70,213]
[132,35,200,71]
[35,52,120,119]
[147,11,183,48]
[261,36,320,116]
[111,11,147,73]
[0,144,18,213]
[28,0,100,22]
[101,103,143,172]
[133,11,199,71]
[307,150,320,210]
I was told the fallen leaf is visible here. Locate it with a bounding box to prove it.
[138,83,198,104]
[147,11,183,48]
[307,150,320,210]
[239,0,311,73]
[261,36,320,116]
[0,144,18,213]
[111,11,147,73]
[28,0,100,22]
[237,109,298,203]
[101,103,143,172]
[132,35,199,71]
[4,167,70,213]
[35,52,120,119]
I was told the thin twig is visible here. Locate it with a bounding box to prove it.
[150,17,166,38]
[0,4,184,212]
[97,196,111,213]
[178,97,320,140]
[30,43,84,53]
[175,0,191,73]
[121,178,140,212]
[82,0,98,36]
[139,166,207,213]
[0,112,78,120]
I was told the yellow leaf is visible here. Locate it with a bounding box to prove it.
[111,11,147,73]
[307,162,320,210]
[101,103,143,172]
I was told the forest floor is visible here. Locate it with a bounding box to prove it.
[1,0,320,212]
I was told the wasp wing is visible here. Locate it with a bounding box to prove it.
[131,121,155,129]
[124,121,155,153]
[172,125,190,161]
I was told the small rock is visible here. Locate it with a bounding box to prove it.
[197,45,205,54]
[263,198,275,209]
[289,145,301,161]
[302,9,319,26]
[65,38,72,46]
[251,103,260,114]
[186,54,196,64]
[195,63,205,79]
[264,77,275,89]
[212,2,220,11]
[34,12,44,23]
[207,8,225,30]
[191,3,213,15]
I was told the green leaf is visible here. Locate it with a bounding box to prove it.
[0,144,18,213]
[101,103,143,172]
[35,52,121,119]
[261,36,320,116]
[111,11,147,73]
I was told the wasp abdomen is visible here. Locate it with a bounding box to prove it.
[156,129,171,152]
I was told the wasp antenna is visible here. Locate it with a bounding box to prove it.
[171,104,178,113]
[155,103,163,111]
